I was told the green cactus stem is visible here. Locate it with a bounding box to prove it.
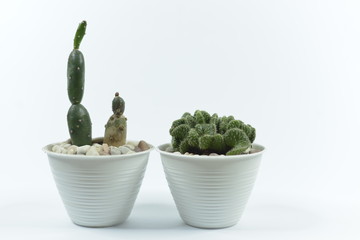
[67,21,92,146]
[169,110,255,155]
[68,21,86,104]
[104,92,127,147]
[67,49,85,104]
[67,104,92,146]
[112,92,125,116]
[74,21,87,50]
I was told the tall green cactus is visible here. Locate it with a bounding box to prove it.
[170,110,256,155]
[67,21,92,146]
[104,92,127,147]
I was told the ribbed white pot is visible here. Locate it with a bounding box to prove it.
[43,139,152,227]
[157,143,265,229]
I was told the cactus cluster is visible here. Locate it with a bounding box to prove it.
[170,110,256,155]
[66,21,128,148]
[104,92,127,147]
[67,21,92,146]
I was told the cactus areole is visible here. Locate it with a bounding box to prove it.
[67,21,92,146]
[169,110,256,155]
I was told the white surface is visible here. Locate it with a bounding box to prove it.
[0,0,359,239]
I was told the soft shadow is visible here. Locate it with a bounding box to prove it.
[238,203,321,232]
[110,203,192,230]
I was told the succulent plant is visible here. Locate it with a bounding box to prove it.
[104,92,127,147]
[169,110,256,155]
[67,21,92,146]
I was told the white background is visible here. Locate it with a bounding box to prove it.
[0,0,359,239]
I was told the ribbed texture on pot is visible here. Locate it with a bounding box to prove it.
[158,143,264,229]
[44,143,151,227]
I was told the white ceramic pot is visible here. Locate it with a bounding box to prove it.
[43,139,152,227]
[157,143,265,229]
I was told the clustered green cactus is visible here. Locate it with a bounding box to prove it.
[104,92,127,147]
[67,21,92,146]
[170,110,256,155]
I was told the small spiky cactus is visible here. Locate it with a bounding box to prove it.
[104,92,127,147]
[67,21,92,146]
[170,110,256,155]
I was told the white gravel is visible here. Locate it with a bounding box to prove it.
[51,140,150,156]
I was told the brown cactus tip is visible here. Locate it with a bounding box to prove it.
[115,92,119,97]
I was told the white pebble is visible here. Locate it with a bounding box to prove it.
[124,150,135,155]
[67,145,78,155]
[173,151,181,155]
[93,143,102,151]
[93,143,102,148]
[209,153,219,156]
[52,145,60,152]
[101,144,110,155]
[126,141,139,146]
[119,146,131,154]
[110,146,121,155]
[60,143,71,149]
[86,146,99,156]
[165,146,174,152]
[123,144,135,151]
[52,145,67,154]
[77,145,91,155]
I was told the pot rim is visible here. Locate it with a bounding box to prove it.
[156,143,265,161]
[43,137,154,160]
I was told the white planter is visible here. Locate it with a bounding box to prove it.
[43,139,152,227]
[157,143,265,229]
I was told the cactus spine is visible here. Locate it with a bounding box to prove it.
[104,92,127,147]
[67,21,92,146]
